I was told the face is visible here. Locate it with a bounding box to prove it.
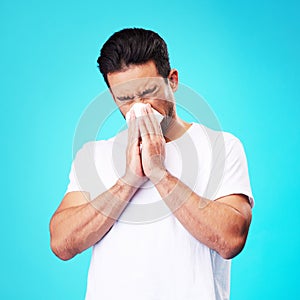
[107,60,178,119]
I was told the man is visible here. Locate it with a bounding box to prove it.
[50,28,254,299]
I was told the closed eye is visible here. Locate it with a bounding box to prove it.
[116,95,135,101]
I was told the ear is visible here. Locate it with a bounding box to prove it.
[168,69,179,92]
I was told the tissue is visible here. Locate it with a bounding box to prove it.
[125,103,164,126]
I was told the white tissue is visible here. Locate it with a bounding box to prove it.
[125,103,164,126]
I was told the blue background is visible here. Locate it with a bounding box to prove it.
[1,0,299,299]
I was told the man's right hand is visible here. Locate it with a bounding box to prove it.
[122,110,148,187]
[50,111,148,261]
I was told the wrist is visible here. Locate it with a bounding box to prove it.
[120,172,147,189]
[148,168,168,185]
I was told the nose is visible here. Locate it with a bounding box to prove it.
[134,97,152,107]
[126,98,148,116]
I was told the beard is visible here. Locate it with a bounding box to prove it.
[160,98,176,136]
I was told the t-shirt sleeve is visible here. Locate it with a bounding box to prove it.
[64,141,101,197]
[213,137,254,207]
[65,161,82,195]
[65,142,89,195]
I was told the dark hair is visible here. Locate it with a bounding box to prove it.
[97,28,171,87]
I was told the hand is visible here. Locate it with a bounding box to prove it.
[139,104,167,184]
[122,110,148,188]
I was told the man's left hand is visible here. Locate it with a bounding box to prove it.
[138,104,166,184]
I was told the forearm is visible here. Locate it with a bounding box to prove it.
[154,171,250,259]
[50,178,137,260]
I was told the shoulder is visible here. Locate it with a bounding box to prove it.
[72,129,129,164]
[190,123,242,149]
[75,129,128,153]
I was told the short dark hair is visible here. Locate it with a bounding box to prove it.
[97,28,171,87]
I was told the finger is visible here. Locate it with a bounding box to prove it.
[145,104,163,136]
[140,105,155,134]
[138,116,151,140]
[127,109,134,135]
[128,110,139,146]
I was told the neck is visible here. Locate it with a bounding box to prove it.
[162,116,192,142]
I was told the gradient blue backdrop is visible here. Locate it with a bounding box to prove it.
[1,0,299,299]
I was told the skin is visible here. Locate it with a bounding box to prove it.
[49,60,252,261]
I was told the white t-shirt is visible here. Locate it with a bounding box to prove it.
[65,123,254,300]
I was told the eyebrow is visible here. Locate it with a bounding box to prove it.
[115,84,158,101]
